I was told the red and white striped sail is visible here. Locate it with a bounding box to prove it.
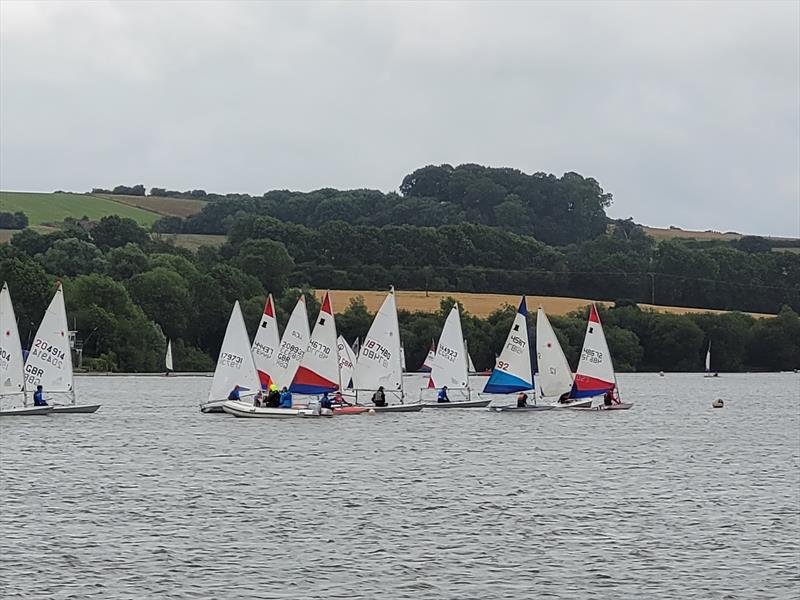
[274,295,310,388]
[571,304,615,398]
[430,304,469,390]
[290,292,339,395]
[252,294,281,390]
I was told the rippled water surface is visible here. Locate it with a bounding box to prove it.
[1,373,799,599]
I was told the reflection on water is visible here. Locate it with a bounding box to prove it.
[1,373,798,599]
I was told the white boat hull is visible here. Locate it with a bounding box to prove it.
[200,399,228,413]
[552,398,593,409]
[51,404,101,414]
[421,399,491,409]
[0,406,52,416]
[222,400,333,418]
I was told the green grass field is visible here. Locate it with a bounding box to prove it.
[0,191,160,226]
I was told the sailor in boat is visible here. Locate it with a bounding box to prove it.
[320,392,332,410]
[371,386,387,407]
[603,390,620,407]
[265,384,281,408]
[516,392,529,408]
[557,391,570,404]
[33,385,47,407]
[228,385,241,402]
[437,386,450,403]
[332,390,352,408]
[279,387,293,408]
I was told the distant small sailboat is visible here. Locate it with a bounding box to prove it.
[423,304,488,408]
[27,283,100,414]
[350,287,421,413]
[535,306,591,409]
[486,298,551,412]
[202,301,261,413]
[570,304,633,410]
[703,341,718,377]
[165,339,173,375]
[252,294,281,390]
[0,282,50,416]
[466,343,477,374]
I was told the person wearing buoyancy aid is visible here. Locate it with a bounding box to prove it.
[33,385,47,406]
[437,386,450,403]
[279,387,293,408]
[266,384,281,407]
[516,392,529,408]
[371,386,387,407]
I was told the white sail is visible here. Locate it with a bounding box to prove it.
[207,301,260,404]
[484,297,533,393]
[25,283,73,394]
[337,335,356,389]
[421,340,436,371]
[290,292,339,394]
[431,304,469,389]
[467,347,477,373]
[571,303,616,398]
[274,295,310,388]
[252,293,281,390]
[535,307,574,399]
[165,340,173,372]
[0,282,25,397]
[705,341,711,373]
[353,288,403,392]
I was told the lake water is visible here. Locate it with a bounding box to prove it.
[1,373,798,599]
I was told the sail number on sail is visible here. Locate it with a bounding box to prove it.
[252,341,274,360]
[220,351,245,369]
[438,344,459,363]
[361,339,392,368]
[306,339,332,360]
[581,347,604,364]
[30,339,66,366]
[276,341,303,369]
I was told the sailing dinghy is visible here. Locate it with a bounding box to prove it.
[165,339,173,375]
[419,340,436,372]
[422,304,489,408]
[0,282,50,416]
[486,298,552,412]
[571,304,633,410]
[273,295,310,389]
[349,288,422,413]
[703,341,718,377]
[535,307,591,409]
[27,283,99,414]
[252,294,281,390]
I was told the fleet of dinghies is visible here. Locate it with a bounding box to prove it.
[0,281,100,416]
[201,290,632,418]
[0,278,632,418]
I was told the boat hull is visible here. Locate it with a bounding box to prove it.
[333,406,369,415]
[421,399,490,409]
[492,405,554,412]
[595,402,634,411]
[552,399,594,409]
[200,400,227,413]
[374,403,423,413]
[222,400,333,418]
[0,406,53,416]
[51,404,101,414]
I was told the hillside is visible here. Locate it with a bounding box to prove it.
[320,290,774,318]
[0,191,160,226]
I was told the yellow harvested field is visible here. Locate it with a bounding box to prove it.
[98,194,206,218]
[320,289,774,318]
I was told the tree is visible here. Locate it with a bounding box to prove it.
[126,268,193,339]
[233,239,295,294]
[107,243,149,280]
[91,215,149,249]
[41,238,106,277]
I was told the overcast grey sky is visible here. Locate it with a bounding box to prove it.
[1,1,798,236]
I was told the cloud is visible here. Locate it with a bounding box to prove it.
[1,0,797,236]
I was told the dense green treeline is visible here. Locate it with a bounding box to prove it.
[0,216,798,374]
[141,163,799,315]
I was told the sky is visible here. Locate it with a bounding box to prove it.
[1,1,798,237]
